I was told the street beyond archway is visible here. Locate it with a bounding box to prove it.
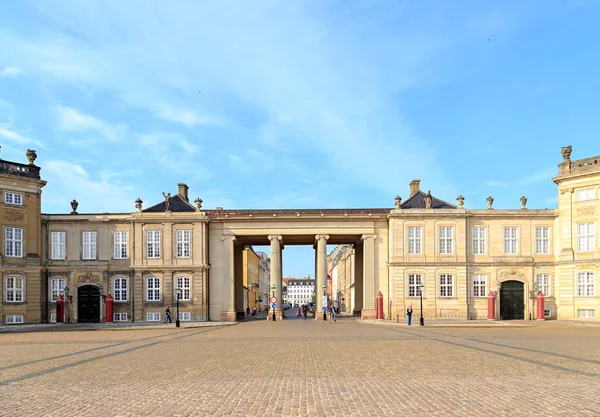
[1,320,599,416]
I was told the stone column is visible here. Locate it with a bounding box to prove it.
[353,244,363,317]
[268,235,283,320]
[361,234,377,319]
[220,235,236,322]
[315,234,329,320]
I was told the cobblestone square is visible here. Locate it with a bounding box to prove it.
[1,319,599,416]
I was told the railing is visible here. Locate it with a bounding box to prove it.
[0,160,41,179]
[558,156,600,175]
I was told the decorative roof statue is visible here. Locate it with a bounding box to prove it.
[135,198,143,212]
[425,190,433,209]
[456,195,464,209]
[194,198,203,211]
[561,145,572,161]
[70,199,78,214]
[394,195,402,209]
[26,149,37,165]
[486,196,494,210]
[162,192,172,212]
[520,196,527,210]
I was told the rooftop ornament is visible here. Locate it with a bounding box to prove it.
[456,195,464,208]
[425,191,432,209]
[162,192,172,212]
[70,199,78,215]
[394,195,402,209]
[486,196,494,210]
[135,198,143,212]
[194,198,203,211]
[561,145,572,161]
[26,149,37,165]
[520,196,527,210]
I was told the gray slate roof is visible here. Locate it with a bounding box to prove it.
[401,191,456,209]
[143,194,196,212]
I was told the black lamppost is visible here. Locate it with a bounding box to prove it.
[418,282,424,326]
[175,286,182,328]
[271,284,276,321]
[322,284,327,321]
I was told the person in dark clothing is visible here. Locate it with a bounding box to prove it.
[406,305,413,326]
[302,305,308,319]
[164,305,172,323]
[246,307,251,317]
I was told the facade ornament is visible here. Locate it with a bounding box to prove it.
[77,272,100,284]
[576,206,595,216]
[486,196,494,210]
[194,198,203,211]
[394,195,402,209]
[70,199,78,214]
[561,145,572,161]
[26,149,37,165]
[456,195,464,208]
[135,198,143,212]
[4,210,24,222]
[162,192,172,211]
[520,196,527,210]
[425,190,433,209]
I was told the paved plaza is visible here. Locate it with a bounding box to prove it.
[1,318,599,417]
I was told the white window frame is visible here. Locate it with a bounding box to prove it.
[472,227,487,255]
[176,277,191,301]
[114,231,128,259]
[577,309,596,319]
[146,312,161,321]
[439,274,454,297]
[147,277,161,301]
[535,227,550,255]
[178,312,191,321]
[472,274,487,297]
[577,222,595,252]
[49,277,66,302]
[535,274,551,297]
[408,274,423,297]
[576,188,594,201]
[146,230,161,258]
[113,277,128,302]
[4,226,23,258]
[577,272,595,297]
[51,231,66,260]
[504,227,519,254]
[4,192,23,205]
[439,226,454,254]
[5,276,25,302]
[408,226,422,255]
[114,313,128,322]
[50,313,57,323]
[5,315,24,324]
[176,229,191,258]
[82,231,97,260]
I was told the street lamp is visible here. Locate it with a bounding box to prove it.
[271,284,276,321]
[322,284,327,321]
[418,282,424,326]
[175,285,182,328]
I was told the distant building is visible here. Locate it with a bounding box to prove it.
[283,277,314,307]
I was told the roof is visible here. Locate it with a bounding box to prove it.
[401,191,456,209]
[143,194,196,213]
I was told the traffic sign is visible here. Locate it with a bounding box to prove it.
[270,296,277,304]
[271,303,277,309]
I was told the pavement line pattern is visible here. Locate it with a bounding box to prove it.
[0,326,227,386]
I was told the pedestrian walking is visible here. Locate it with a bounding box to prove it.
[406,305,413,326]
[246,306,251,317]
[164,305,173,323]
[302,304,307,319]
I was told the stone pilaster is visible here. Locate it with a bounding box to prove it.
[220,235,236,322]
[315,234,329,320]
[268,235,283,320]
[361,234,377,319]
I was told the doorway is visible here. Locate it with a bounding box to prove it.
[500,280,524,320]
[78,285,101,323]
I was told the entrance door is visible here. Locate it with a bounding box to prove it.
[500,280,524,320]
[78,285,101,323]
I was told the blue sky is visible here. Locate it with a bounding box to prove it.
[1,1,599,277]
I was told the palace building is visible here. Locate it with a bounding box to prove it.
[0,146,598,324]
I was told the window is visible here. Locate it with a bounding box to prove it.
[536,274,551,297]
[408,274,423,297]
[577,188,594,201]
[577,309,596,319]
[577,272,595,297]
[114,231,128,259]
[4,192,23,205]
[147,277,161,301]
[439,274,454,297]
[4,227,23,257]
[472,227,487,255]
[114,313,128,322]
[439,227,453,254]
[577,222,595,252]
[178,312,191,321]
[535,227,550,254]
[113,278,128,302]
[472,274,487,297]
[176,277,191,301]
[50,278,65,302]
[146,230,161,258]
[544,309,551,318]
[146,312,160,321]
[5,315,24,324]
[50,314,57,323]
[82,231,97,260]
[5,276,24,302]
[504,227,518,254]
[408,227,422,254]
[51,231,66,260]
[176,230,191,258]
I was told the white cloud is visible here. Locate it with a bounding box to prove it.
[56,106,125,141]
[155,105,224,127]
[0,127,31,143]
[0,66,21,77]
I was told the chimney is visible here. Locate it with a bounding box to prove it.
[409,179,421,198]
[177,183,189,202]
